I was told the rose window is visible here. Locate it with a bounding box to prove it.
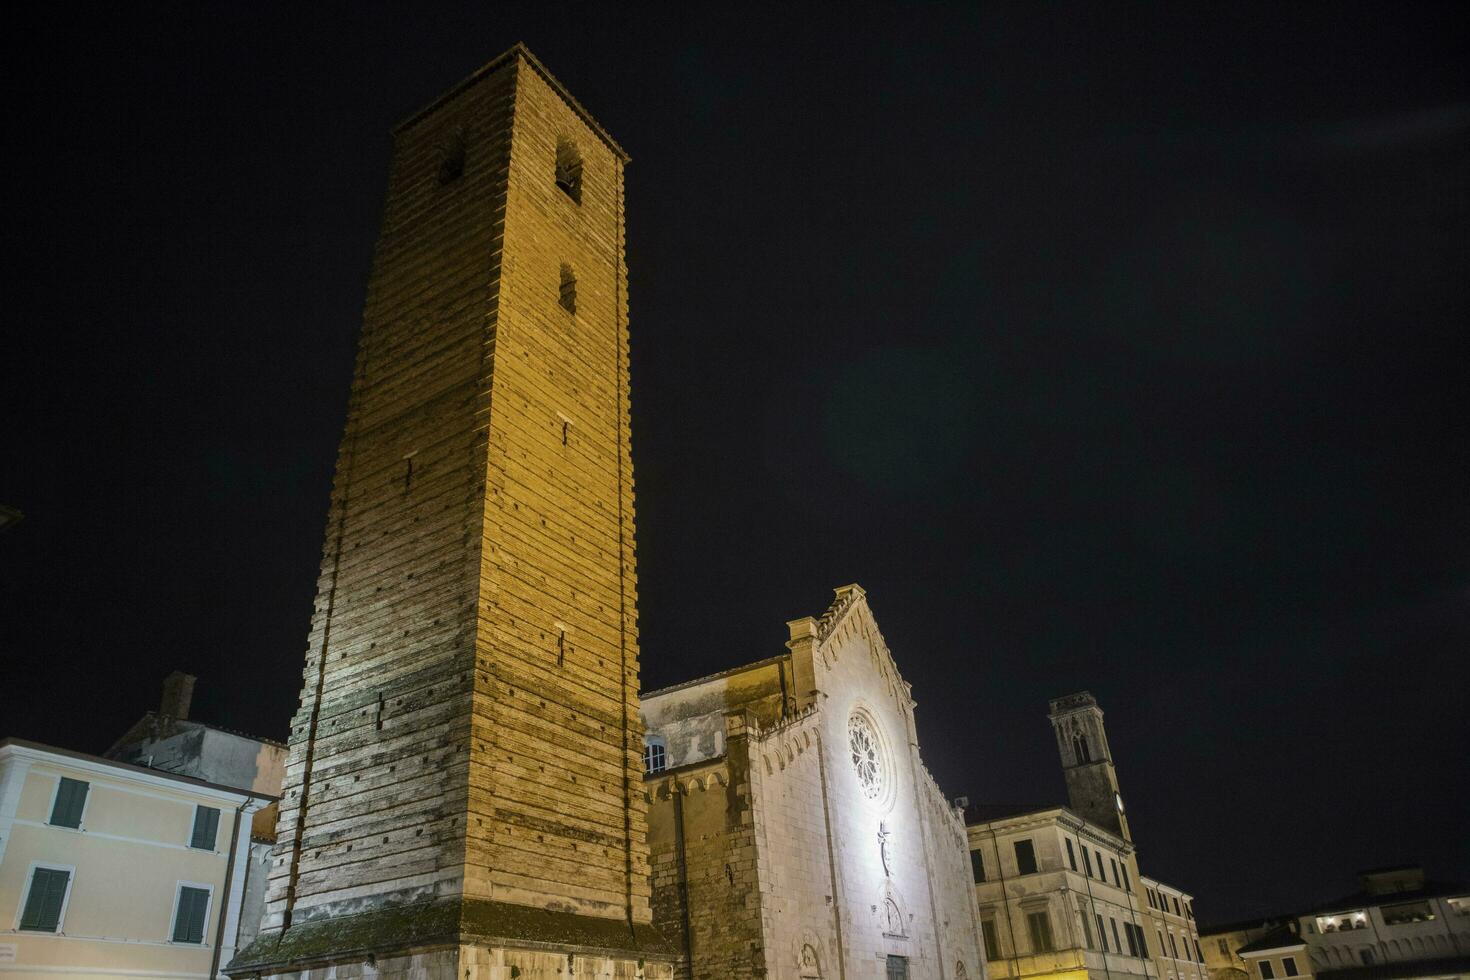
[849,712,884,799]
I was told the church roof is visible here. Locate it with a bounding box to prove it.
[641,653,789,701]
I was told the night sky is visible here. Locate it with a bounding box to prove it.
[4,3,1467,926]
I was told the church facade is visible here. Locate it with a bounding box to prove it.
[642,585,986,980]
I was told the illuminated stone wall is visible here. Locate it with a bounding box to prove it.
[643,586,986,979]
[233,45,671,978]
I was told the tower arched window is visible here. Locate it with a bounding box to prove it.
[559,264,577,314]
[643,734,666,774]
[438,129,466,185]
[555,139,582,203]
[1074,733,1091,763]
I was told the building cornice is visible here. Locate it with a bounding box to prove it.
[0,739,276,807]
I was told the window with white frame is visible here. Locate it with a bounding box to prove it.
[643,734,667,774]
[18,865,73,932]
[1259,960,1276,980]
[190,805,221,850]
[171,883,212,944]
[48,777,88,828]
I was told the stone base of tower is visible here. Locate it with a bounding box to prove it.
[226,898,676,980]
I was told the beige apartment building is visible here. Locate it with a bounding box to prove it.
[1201,866,1470,980]
[967,693,1204,980]
[0,738,273,979]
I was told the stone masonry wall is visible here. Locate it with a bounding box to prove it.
[467,53,648,925]
[257,47,652,946]
[260,60,517,930]
[646,731,766,979]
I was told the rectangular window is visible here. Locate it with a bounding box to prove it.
[1149,889,1158,909]
[1170,934,1180,959]
[1159,930,1167,959]
[1126,922,1141,957]
[982,919,1000,960]
[1259,961,1275,980]
[1111,918,1123,953]
[1027,911,1054,953]
[887,954,910,980]
[1081,910,1094,949]
[1066,838,1078,871]
[1282,957,1298,977]
[1173,896,1182,916]
[1111,858,1122,887]
[49,777,88,828]
[1195,939,1205,963]
[1123,865,1132,891]
[971,849,987,883]
[172,885,211,944]
[1014,839,1038,875]
[1381,900,1434,924]
[19,867,71,932]
[1082,847,1094,876]
[1096,850,1106,879]
[190,805,221,850]
[1098,914,1110,952]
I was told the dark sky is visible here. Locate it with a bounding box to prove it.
[3,3,1467,926]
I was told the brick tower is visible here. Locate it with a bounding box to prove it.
[230,45,672,979]
[1048,691,1132,842]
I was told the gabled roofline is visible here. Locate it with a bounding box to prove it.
[394,42,631,163]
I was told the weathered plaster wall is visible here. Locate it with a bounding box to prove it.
[642,658,787,770]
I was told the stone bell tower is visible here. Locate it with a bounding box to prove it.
[230,45,672,979]
[1048,691,1131,842]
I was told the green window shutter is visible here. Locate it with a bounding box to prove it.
[49,778,88,828]
[19,868,71,931]
[172,886,210,943]
[190,806,220,849]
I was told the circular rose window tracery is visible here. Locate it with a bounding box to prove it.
[848,712,884,799]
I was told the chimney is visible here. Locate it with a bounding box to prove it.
[160,671,196,720]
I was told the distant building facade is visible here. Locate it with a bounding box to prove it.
[641,584,985,980]
[1201,866,1470,980]
[0,738,272,980]
[966,693,1204,980]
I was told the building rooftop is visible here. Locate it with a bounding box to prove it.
[1236,925,1305,954]
[641,653,789,701]
[0,737,277,802]
[962,801,1063,824]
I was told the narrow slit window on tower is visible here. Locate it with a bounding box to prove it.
[555,139,582,202]
[557,627,567,667]
[438,130,466,185]
[559,264,577,314]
